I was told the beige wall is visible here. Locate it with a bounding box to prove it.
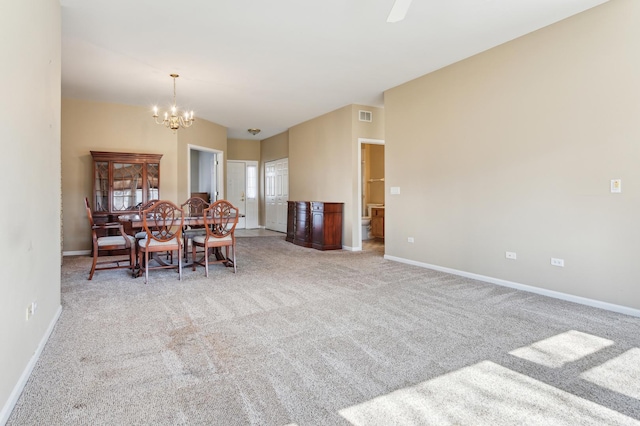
[289,105,384,248]
[260,131,289,226]
[384,0,640,310]
[62,99,226,252]
[1,0,61,420]
[261,131,289,163]
[290,106,353,243]
[228,138,260,161]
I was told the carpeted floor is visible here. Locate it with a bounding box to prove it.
[7,236,640,425]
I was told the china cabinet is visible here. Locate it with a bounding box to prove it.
[90,151,162,223]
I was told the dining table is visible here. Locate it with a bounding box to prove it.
[118,213,240,276]
[118,213,208,229]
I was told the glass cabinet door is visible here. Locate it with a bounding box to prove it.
[90,151,163,216]
[147,163,159,201]
[94,161,109,212]
[112,162,144,211]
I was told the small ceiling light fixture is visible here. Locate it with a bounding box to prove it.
[247,128,261,136]
[153,73,194,131]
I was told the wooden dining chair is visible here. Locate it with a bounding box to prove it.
[134,199,159,256]
[138,200,184,284]
[192,200,239,276]
[84,197,135,280]
[180,196,210,261]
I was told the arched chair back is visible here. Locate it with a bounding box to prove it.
[138,200,184,283]
[191,200,239,276]
[181,197,209,217]
[134,199,159,239]
[181,197,210,260]
[84,197,135,280]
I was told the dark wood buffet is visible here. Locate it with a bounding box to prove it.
[286,201,343,250]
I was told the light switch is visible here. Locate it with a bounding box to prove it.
[390,186,400,195]
[611,179,621,193]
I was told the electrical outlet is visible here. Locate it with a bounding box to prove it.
[506,251,517,260]
[407,237,414,243]
[551,258,565,267]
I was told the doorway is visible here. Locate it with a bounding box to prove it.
[227,160,259,229]
[357,138,385,250]
[188,145,223,204]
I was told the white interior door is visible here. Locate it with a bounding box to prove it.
[227,161,246,229]
[265,158,288,233]
[265,161,277,230]
[275,159,288,232]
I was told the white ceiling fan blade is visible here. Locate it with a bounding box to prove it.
[387,0,413,23]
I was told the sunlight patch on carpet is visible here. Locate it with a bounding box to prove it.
[508,330,613,368]
[338,361,638,426]
[581,348,640,400]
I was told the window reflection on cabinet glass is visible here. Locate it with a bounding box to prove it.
[94,161,109,212]
[112,163,143,211]
[147,163,159,200]
[90,151,163,215]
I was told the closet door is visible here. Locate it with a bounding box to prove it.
[265,158,288,233]
[265,162,276,230]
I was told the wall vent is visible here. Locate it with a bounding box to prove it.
[359,110,372,122]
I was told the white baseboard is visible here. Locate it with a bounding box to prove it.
[384,255,640,318]
[63,250,90,256]
[1,305,62,425]
[342,244,360,252]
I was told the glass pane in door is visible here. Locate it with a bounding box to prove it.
[94,161,109,212]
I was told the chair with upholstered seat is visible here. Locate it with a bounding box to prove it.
[134,199,159,236]
[134,199,159,254]
[138,200,184,283]
[192,200,239,276]
[84,197,135,280]
[180,196,210,261]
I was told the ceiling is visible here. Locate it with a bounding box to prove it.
[61,0,608,140]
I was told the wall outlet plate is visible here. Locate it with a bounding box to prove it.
[551,258,565,267]
[506,251,517,260]
[611,179,622,193]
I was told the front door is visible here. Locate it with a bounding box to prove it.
[227,161,246,229]
[227,160,259,229]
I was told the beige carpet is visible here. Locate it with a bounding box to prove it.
[7,236,640,425]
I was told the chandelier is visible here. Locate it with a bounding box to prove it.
[152,74,195,131]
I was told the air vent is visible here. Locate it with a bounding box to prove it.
[359,110,372,122]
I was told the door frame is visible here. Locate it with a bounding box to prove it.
[227,159,259,229]
[357,138,385,250]
[187,145,224,203]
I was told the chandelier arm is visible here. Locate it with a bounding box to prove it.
[152,73,195,131]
